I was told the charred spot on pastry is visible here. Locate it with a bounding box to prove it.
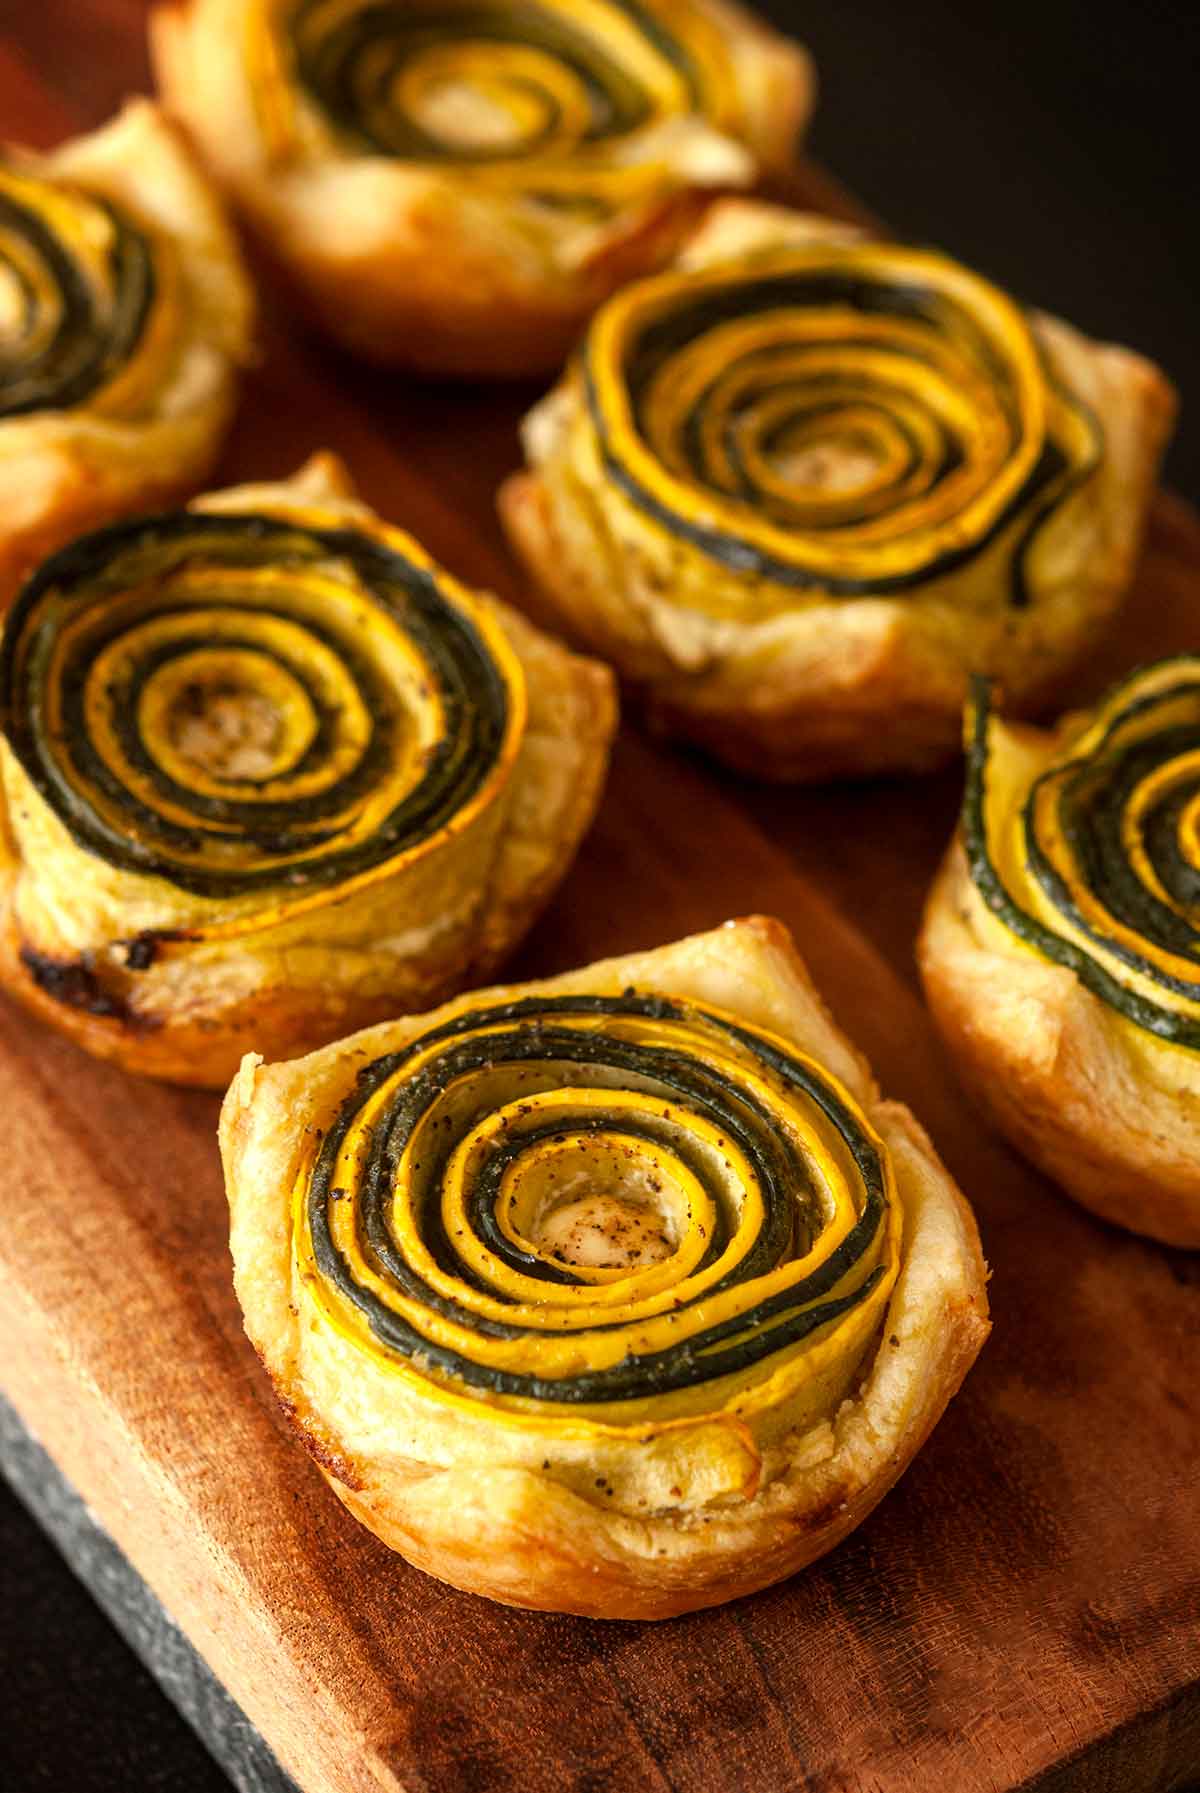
[796,1491,850,1533]
[20,946,132,1024]
[123,928,198,971]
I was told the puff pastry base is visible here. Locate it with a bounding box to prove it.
[221,916,989,1618]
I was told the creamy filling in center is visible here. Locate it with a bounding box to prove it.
[537,1192,675,1270]
[168,680,284,780]
[409,78,534,152]
[773,437,884,493]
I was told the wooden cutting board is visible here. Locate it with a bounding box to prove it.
[2,10,1199,1791]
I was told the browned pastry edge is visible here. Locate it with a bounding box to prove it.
[919,840,1200,1249]
[238,188,716,380]
[0,452,228,615]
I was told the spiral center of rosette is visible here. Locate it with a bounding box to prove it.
[584,245,1103,604]
[0,508,520,901]
[517,1134,681,1270]
[450,1096,719,1293]
[765,422,891,499]
[298,993,902,1418]
[396,41,594,157]
[536,1190,674,1269]
[157,657,298,783]
[286,0,708,167]
[0,165,157,418]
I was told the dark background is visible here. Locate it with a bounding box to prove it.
[1,3,1197,1788]
[793,0,1197,497]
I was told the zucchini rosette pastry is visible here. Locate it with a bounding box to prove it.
[220,916,989,1618]
[921,660,1200,1249]
[150,0,812,376]
[501,200,1176,780]
[0,455,615,1087]
[0,100,254,603]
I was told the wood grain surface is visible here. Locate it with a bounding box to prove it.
[1,6,1199,1791]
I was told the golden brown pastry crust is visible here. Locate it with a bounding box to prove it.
[0,100,254,605]
[919,679,1200,1250]
[220,916,990,1618]
[922,843,1200,1248]
[0,456,616,1086]
[500,200,1176,781]
[150,0,813,376]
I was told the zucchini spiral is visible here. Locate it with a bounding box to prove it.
[223,919,989,1617]
[964,661,1200,1047]
[298,991,899,1415]
[503,200,1175,779]
[150,0,812,374]
[583,243,1102,615]
[273,0,743,191]
[0,460,615,1085]
[0,101,253,604]
[1,508,518,901]
[0,170,160,419]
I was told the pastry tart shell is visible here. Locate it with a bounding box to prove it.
[501,201,1176,780]
[0,456,616,1086]
[150,0,812,377]
[220,916,989,1618]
